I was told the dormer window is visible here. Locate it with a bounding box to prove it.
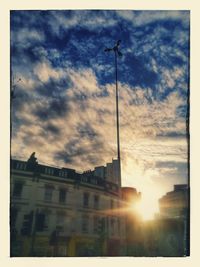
[45,168,54,176]
[16,162,26,170]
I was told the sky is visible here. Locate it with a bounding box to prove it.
[11,10,190,218]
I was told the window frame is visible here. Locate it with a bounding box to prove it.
[83,192,89,208]
[44,185,54,202]
[59,188,67,204]
[13,181,24,198]
[94,195,99,209]
[82,214,89,233]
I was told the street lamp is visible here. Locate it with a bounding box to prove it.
[104,40,122,187]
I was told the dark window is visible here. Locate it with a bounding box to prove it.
[94,195,99,209]
[93,216,99,234]
[21,211,34,236]
[110,217,115,236]
[16,162,26,170]
[35,213,46,232]
[11,207,18,229]
[83,193,89,208]
[59,189,67,203]
[13,182,23,198]
[56,212,66,229]
[45,168,54,175]
[82,215,89,233]
[44,186,53,202]
[36,211,50,231]
[117,218,121,234]
[110,199,114,209]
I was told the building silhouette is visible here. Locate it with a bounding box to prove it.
[159,184,188,219]
[141,184,189,256]
[121,187,144,256]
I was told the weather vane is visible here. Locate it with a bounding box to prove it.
[104,40,123,57]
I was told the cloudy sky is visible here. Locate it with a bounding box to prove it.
[11,10,189,216]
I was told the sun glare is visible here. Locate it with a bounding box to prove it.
[122,160,163,221]
[134,197,159,221]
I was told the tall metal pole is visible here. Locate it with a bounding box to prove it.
[114,50,121,187]
[105,41,123,255]
[104,40,122,187]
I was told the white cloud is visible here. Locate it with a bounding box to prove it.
[11,28,45,47]
[47,11,117,37]
[33,61,65,83]
[116,10,189,28]
[67,68,100,96]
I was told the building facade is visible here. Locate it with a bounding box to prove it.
[121,187,144,256]
[89,158,120,186]
[10,154,126,257]
[150,184,190,256]
[159,184,188,219]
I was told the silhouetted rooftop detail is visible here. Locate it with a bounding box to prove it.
[27,152,38,165]
[11,158,119,196]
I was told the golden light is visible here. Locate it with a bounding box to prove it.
[133,196,159,221]
[122,159,165,221]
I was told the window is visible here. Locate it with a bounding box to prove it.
[81,177,88,183]
[117,218,121,234]
[11,207,18,229]
[44,213,49,230]
[59,189,67,204]
[37,210,51,232]
[110,217,115,236]
[56,212,66,228]
[16,162,26,170]
[83,192,89,208]
[82,215,89,233]
[91,179,97,185]
[94,195,99,209]
[56,212,66,225]
[59,171,68,178]
[44,185,54,202]
[21,211,34,236]
[93,216,99,234]
[110,199,114,209]
[45,168,54,176]
[13,181,23,198]
[35,212,46,232]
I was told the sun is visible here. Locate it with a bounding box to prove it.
[134,197,159,221]
[122,160,164,221]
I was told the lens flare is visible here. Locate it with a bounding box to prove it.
[133,197,159,221]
